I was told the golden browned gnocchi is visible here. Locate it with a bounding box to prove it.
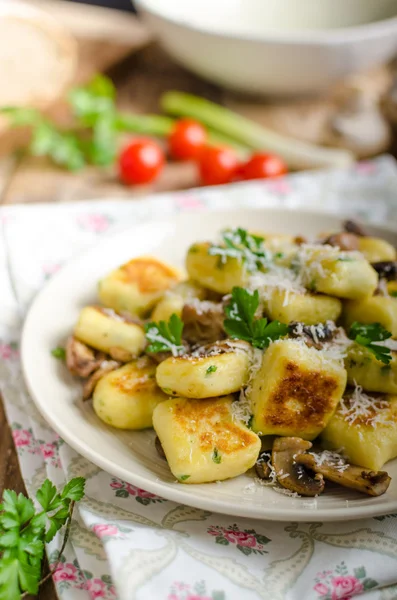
[63,222,397,496]
[153,396,261,483]
[186,242,249,294]
[98,256,184,316]
[248,339,347,439]
[74,306,145,361]
[155,340,251,398]
[93,358,167,429]
[322,390,397,470]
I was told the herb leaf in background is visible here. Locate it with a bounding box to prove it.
[145,313,185,356]
[224,286,288,349]
[0,108,85,171]
[349,321,393,364]
[0,477,85,600]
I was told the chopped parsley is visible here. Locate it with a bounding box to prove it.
[145,313,184,356]
[178,475,190,481]
[208,227,270,273]
[206,365,217,375]
[349,322,393,365]
[212,448,222,464]
[51,347,66,360]
[224,287,288,349]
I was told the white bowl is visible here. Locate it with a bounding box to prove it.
[135,0,397,96]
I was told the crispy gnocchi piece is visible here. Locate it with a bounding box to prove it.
[152,396,261,483]
[298,245,378,300]
[186,242,248,294]
[151,280,206,322]
[345,345,397,394]
[321,392,397,470]
[74,306,145,361]
[358,237,396,263]
[98,256,184,316]
[263,289,342,325]
[343,295,397,338]
[93,357,167,429]
[155,340,251,399]
[248,339,347,439]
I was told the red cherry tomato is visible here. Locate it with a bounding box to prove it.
[198,146,240,186]
[239,153,288,180]
[169,119,207,160]
[119,139,165,185]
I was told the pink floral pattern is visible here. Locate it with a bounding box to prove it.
[92,523,120,540]
[38,437,63,468]
[76,213,112,233]
[0,341,19,360]
[42,262,62,280]
[263,177,292,195]
[207,524,270,556]
[49,553,116,598]
[314,562,378,599]
[175,195,205,211]
[11,424,40,456]
[110,477,166,505]
[167,580,223,600]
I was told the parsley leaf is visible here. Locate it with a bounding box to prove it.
[51,347,66,360]
[206,365,217,375]
[224,287,288,349]
[349,321,393,365]
[208,227,270,273]
[0,477,85,600]
[145,313,185,356]
[212,448,222,464]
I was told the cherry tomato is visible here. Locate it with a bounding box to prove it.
[239,153,288,180]
[198,146,240,186]
[119,138,165,185]
[169,119,207,160]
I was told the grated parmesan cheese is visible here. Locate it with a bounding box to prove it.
[339,382,393,428]
[309,450,348,473]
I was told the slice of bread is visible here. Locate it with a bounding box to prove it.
[0,2,77,115]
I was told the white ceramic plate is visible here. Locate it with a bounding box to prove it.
[21,208,397,521]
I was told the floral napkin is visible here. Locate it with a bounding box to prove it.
[2,156,397,600]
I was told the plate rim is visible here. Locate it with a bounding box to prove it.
[21,206,397,522]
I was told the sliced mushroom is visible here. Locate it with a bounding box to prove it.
[255,451,273,480]
[66,336,105,378]
[289,321,337,348]
[296,453,391,497]
[343,219,368,237]
[82,360,121,400]
[371,261,397,281]
[182,300,225,345]
[155,436,166,460]
[322,232,360,252]
[272,437,325,497]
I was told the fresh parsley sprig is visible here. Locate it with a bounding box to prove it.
[0,477,85,600]
[145,313,185,357]
[2,75,128,171]
[349,321,393,365]
[224,287,288,349]
[208,227,270,273]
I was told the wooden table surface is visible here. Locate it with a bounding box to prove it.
[0,3,396,598]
